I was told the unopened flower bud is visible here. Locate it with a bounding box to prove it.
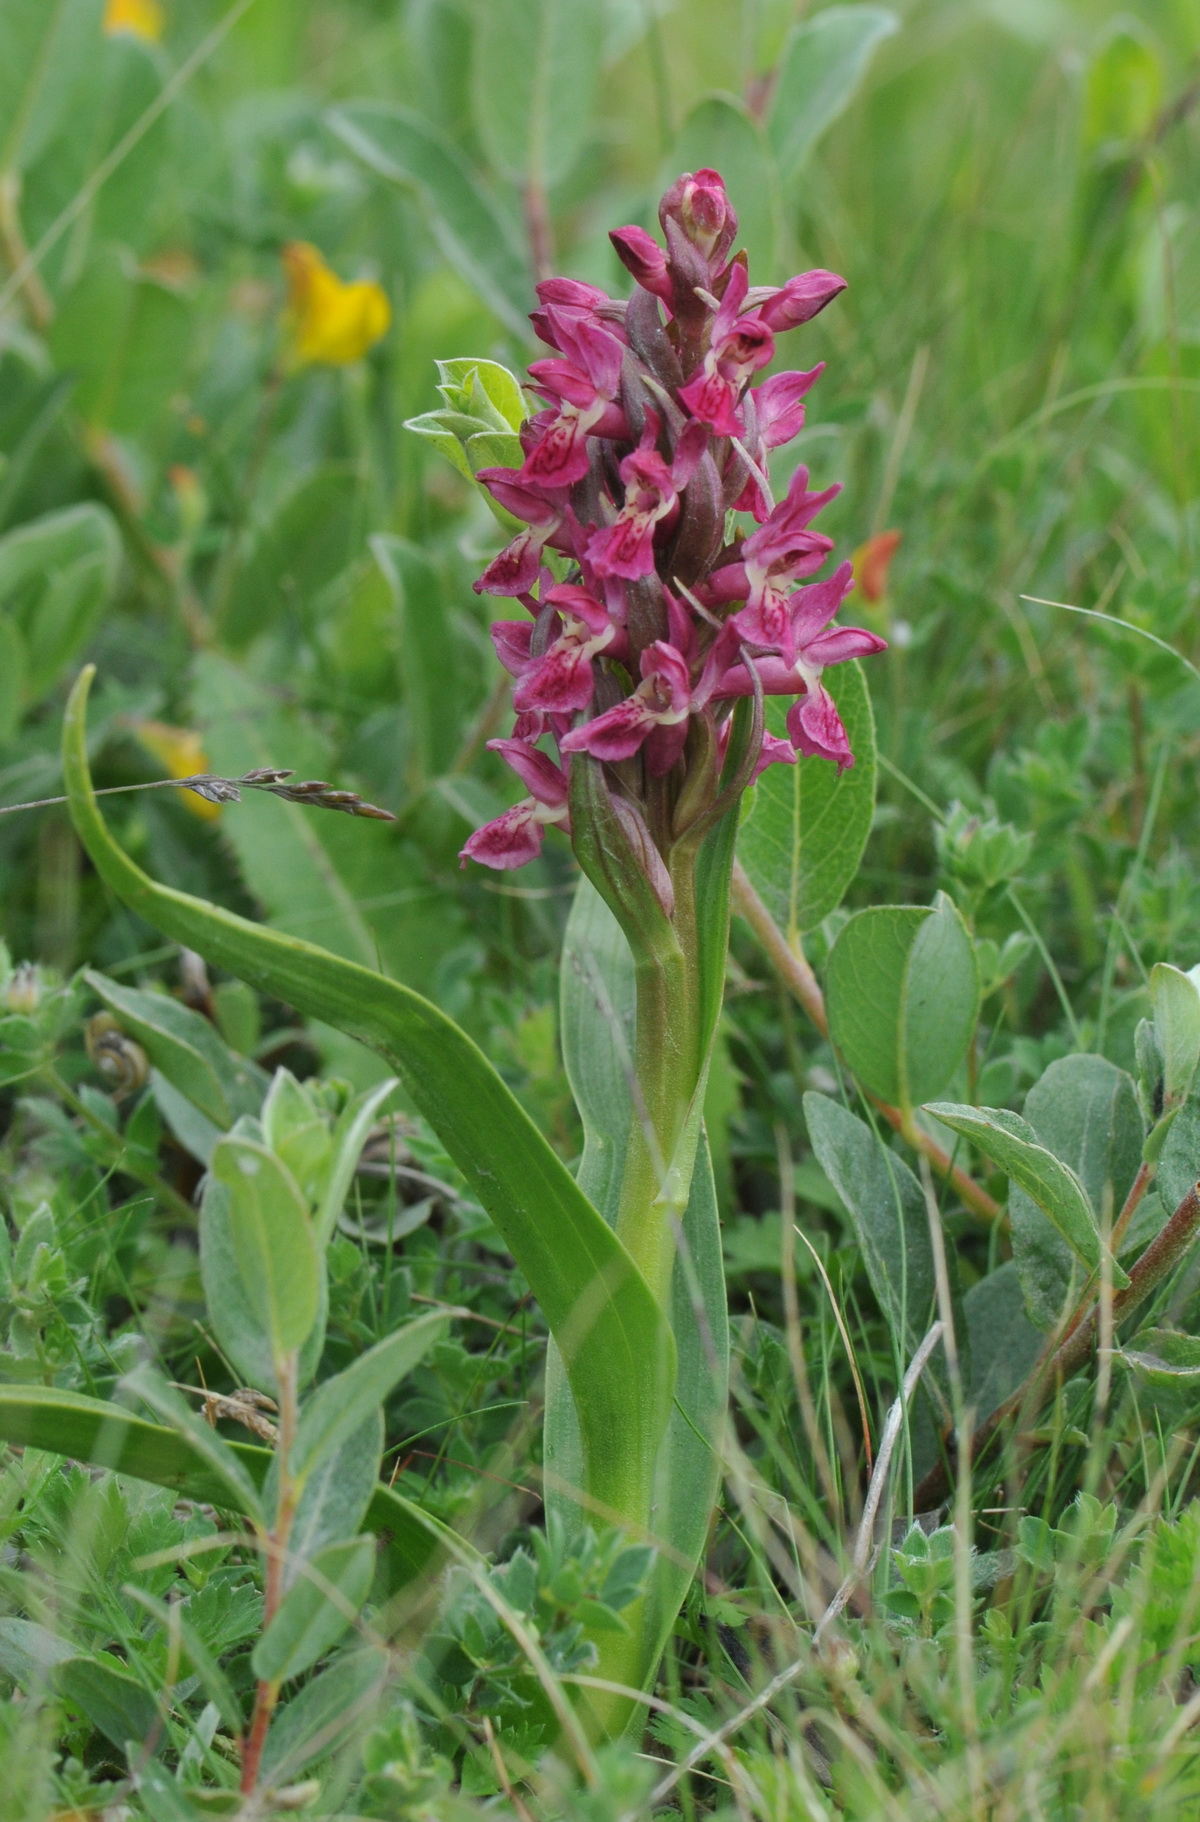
[659,167,737,262]
[6,963,40,1015]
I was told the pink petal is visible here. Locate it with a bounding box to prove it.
[756,271,846,332]
[487,737,569,807]
[490,620,534,676]
[513,642,599,715]
[787,687,855,771]
[587,514,659,580]
[610,225,674,306]
[460,804,545,870]
[678,368,744,437]
[475,530,544,596]
[560,697,656,763]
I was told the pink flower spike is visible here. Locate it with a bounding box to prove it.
[756,270,847,332]
[610,225,674,307]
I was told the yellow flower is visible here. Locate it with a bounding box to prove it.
[133,720,221,822]
[281,241,391,367]
[103,0,164,40]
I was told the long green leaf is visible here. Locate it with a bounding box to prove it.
[0,1382,447,1592]
[63,666,674,1529]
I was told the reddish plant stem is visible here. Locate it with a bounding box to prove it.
[914,1178,1200,1511]
[524,182,554,284]
[1111,1158,1154,1252]
[731,862,1004,1225]
[240,1352,299,1796]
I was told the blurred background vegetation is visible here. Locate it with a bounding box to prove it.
[1,0,1200,1810]
[2,0,1196,1104]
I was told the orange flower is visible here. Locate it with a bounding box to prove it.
[281,242,390,367]
[103,0,164,40]
[133,720,220,822]
[851,529,902,604]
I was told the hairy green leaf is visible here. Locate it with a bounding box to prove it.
[252,1535,376,1683]
[928,1100,1123,1292]
[85,970,264,1130]
[291,1312,447,1484]
[803,1091,936,1356]
[471,0,605,189]
[211,1135,321,1361]
[737,661,876,937]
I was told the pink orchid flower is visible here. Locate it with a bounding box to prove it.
[587,415,708,581]
[473,472,568,596]
[520,310,627,488]
[560,638,693,776]
[459,739,569,869]
[732,366,825,521]
[491,585,625,716]
[678,264,775,437]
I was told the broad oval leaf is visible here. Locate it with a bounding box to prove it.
[63,666,675,1536]
[326,102,533,340]
[471,0,605,189]
[251,1535,376,1684]
[962,1261,1044,1422]
[1118,1326,1200,1388]
[826,893,979,1108]
[211,1135,322,1360]
[768,5,899,185]
[737,660,876,937]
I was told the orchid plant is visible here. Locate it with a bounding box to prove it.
[50,169,885,1745]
